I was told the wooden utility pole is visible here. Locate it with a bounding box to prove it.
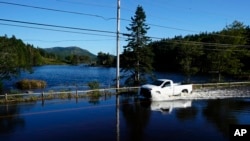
[116,0,120,89]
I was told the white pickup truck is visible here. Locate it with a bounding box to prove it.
[139,79,193,101]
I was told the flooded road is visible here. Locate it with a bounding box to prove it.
[0,95,250,141]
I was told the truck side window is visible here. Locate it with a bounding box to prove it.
[162,81,170,87]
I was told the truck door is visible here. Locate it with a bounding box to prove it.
[161,81,173,95]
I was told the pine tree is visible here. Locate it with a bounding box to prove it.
[121,5,153,86]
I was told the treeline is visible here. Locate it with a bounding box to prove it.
[150,21,250,81]
[96,52,115,67]
[97,21,250,82]
[0,35,57,80]
[65,54,92,65]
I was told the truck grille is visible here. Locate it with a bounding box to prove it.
[140,88,151,98]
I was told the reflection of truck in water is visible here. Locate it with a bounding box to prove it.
[139,79,193,101]
[150,100,192,114]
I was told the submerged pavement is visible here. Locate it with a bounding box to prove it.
[166,86,250,100]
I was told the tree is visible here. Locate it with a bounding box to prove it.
[121,5,153,86]
[149,38,179,72]
[177,41,203,83]
[97,52,115,67]
[0,35,31,80]
[204,21,247,81]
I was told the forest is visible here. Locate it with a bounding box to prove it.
[0,35,57,80]
[149,21,250,82]
[97,21,250,84]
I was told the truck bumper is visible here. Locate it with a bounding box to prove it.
[140,88,152,98]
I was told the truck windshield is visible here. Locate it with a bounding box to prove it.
[151,80,164,86]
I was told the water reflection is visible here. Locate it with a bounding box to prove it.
[119,97,195,141]
[0,104,25,136]
[203,99,250,138]
[150,100,192,114]
[120,96,151,141]
[0,95,249,141]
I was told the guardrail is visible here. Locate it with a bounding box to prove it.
[0,87,139,103]
[1,81,250,103]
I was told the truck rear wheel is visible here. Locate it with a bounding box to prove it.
[181,89,188,96]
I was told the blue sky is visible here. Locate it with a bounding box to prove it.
[0,0,249,55]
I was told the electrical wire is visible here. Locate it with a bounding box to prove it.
[0,22,117,38]
[56,0,116,9]
[0,18,116,34]
[0,1,115,21]
[156,39,250,49]
[23,39,117,43]
[0,1,247,39]
[1,20,248,50]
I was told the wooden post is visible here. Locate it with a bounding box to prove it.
[41,92,45,106]
[42,92,44,100]
[75,89,78,103]
[5,93,7,102]
[76,89,78,98]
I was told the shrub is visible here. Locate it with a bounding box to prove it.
[16,79,46,90]
[87,81,101,98]
[88,81,99,90]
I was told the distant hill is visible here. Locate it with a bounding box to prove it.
[44,46,96,60]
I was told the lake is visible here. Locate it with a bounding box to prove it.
[0,95,250,141]
[3,65,117,92]
[2,65,210,92]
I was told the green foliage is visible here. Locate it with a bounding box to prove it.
[88,81,100,89]
[177,43,203,82]
[0,35,33,80]
[97,52,115,67]
[121,5,153,86]
[150,20,250,82]
[0,35,61,81]
[16,79,46,90]
[44,46,96,63]
[87,81,101,102]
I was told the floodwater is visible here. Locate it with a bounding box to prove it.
[1,95,250,141]
[2,65,210,92]
[1,65,249,141]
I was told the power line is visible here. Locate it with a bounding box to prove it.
[0,1,221,35]
[156,39,250,49]
[0,1,247,40]
[56,0,116,9]
[1,19,248,49]
[0,1,115,21]
[0,18,116,34]
[23,39,118,43]
[0,22,117,38]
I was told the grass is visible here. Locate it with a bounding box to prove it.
[16,79,47,90]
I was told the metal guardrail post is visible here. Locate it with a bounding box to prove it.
[76,89,78,98]
[42,92,44,100]
[5,93,7,102]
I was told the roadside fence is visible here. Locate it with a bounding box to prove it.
[0,87,139,103]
